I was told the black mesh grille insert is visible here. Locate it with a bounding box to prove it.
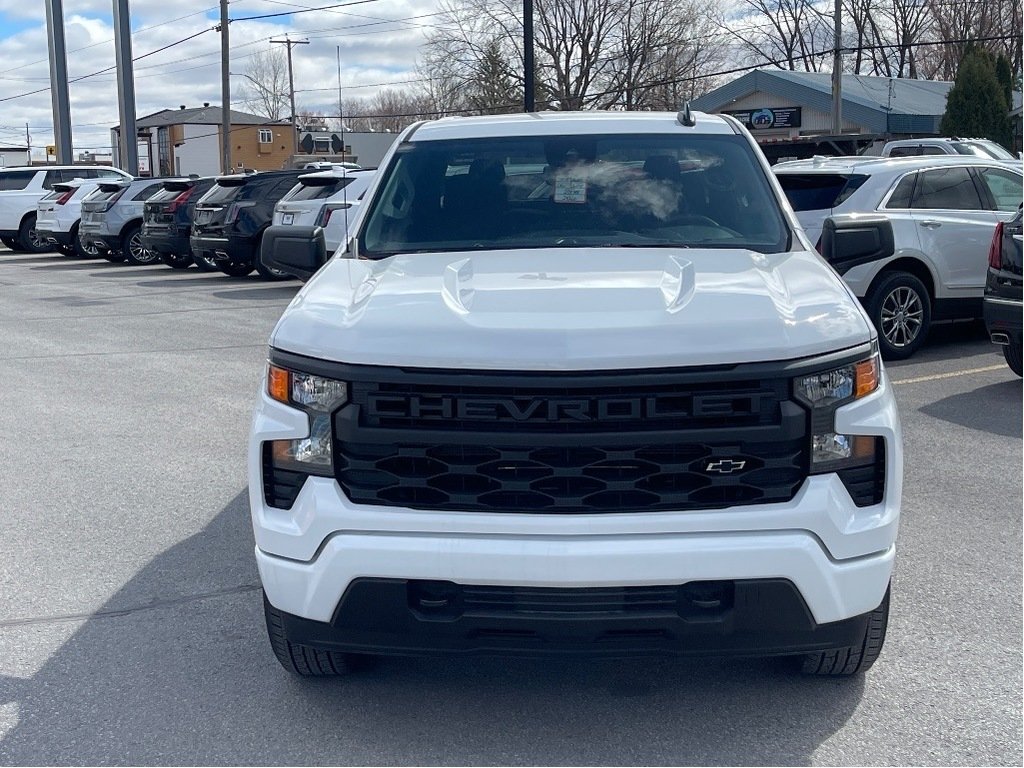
[460,585,683,616]
[837,440,885,507]
[333,368,808,513]
[262,444,306,509]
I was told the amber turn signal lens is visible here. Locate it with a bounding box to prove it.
[852,434,877,459]
[855,357,879,398]
[268,365,290,404]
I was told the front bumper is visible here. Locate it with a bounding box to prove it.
[268,577,885,658]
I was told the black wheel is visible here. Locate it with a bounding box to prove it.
[1004,343,1023,377]
[217,260,255,277]
[122,224,158,265]
[1,235,21,251]
[74,225,100,258]
[867,271,931,360]
[802,586,889,676]
[160,252,193,270]
[264,593,366,677]
[254,234,292,281]
[191,252,218,272]
[103,249,124,263]
[18,214,52,254]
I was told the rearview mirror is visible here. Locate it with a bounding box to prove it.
[261,225,328,282]
[820,215,895,275]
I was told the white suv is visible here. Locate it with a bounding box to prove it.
[36,179,103,257]
[775,156,1022,358]
[880,137,1017,161]
[0,165,130,253]
[251,110,902,678]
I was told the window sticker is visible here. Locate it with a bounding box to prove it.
[554,174,587,204]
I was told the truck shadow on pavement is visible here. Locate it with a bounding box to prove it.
[918,378,1023,438]
[0,490,865,766]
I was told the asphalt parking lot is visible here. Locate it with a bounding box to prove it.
[0,248,1020,766]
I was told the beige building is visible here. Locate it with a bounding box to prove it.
[111,104,294,177]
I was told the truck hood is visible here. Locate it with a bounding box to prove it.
[270,247,873,370]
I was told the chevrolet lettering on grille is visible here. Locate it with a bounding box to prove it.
[365,393,770,423]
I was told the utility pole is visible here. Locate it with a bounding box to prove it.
[113,0,138,174]
[272,36,308,154]
[44,0,73,164]
[831,0,842,135]
[523,0,535,112]
[25,123,31,159]
[220,0,231,173]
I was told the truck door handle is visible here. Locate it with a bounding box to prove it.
[919,220,942,229]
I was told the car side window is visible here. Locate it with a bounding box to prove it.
[885,173,916,209]
[920,146,946,155]
[888,147,918,158]
[42,170,65,189]
[97,169,124,179]
[978,168,1023,212]
[0,170,37,191]
[910,167,984,210]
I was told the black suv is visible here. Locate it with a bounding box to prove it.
[984,206,1023,376]
[190,170,304,278]
[142,176,218,270]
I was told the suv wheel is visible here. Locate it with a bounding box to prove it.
[254,234,292,281]
[75,226,100,258]
[1004,343,1023,377]
[191,252,218,272]
[18,214,51,254]
[122,224,158,265]
[218,261,255,277]
[264,593,369,677]
[1,235,21,251]
[867,271,931,360]
[802,586,889,676]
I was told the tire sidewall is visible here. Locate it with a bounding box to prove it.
[123,224,158,265]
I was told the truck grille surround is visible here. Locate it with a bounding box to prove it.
[328,365,811,514]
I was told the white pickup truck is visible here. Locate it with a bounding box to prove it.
[251,110,903,678]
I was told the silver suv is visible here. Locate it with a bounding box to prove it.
[80,178,168,264]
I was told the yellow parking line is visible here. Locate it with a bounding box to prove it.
[891,364,1006,385]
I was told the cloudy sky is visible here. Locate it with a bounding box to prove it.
[0,0,439,159]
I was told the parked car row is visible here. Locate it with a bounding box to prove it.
[0,163,376,280]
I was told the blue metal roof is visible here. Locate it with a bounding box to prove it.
[691,69,1020,134]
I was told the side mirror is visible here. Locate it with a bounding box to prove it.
[820,215,895,275]
[261,225,328,281]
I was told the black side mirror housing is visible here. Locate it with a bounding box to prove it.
[819,215,895,275]
[261,225,328,281]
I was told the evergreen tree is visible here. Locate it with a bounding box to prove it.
[940,49,1011,149]
[994,54,1014,113]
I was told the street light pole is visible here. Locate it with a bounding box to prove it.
[271,37,308,154]
[831,0,842,135]
[220,0,231,173]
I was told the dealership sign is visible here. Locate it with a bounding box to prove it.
[723,107,802,130]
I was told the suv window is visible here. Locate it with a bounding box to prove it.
[132,182,164,201]
[885,173,917,209]
[97,169,125,179]
[288,177,355,202]
[361,133,789,257]
[777,173,867,211]
[978,167,1023,212]
[0,170,36,191]
[888,146,946,158]
[200,180,249,205]
[911,167,984,210]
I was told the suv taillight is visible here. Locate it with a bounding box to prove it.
[224,201,255,225]
[988,222,1005,269]
[55,189,74,205]
[166,187,194,214]
[316,202,351,227]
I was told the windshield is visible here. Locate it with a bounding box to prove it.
[360,133,789,258]
[952,141,1015,160]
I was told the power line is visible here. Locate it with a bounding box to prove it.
[230,0,389,23]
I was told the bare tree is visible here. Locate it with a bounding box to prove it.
[239,48,289,120]
[729,0,832,71]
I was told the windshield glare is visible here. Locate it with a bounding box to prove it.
[360,134,789,257]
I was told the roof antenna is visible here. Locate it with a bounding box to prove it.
[677,102,696,127]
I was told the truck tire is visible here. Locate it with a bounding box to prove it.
[802,586,889,676]
[1,235,21,251]
[264,593,364,677]
[18,214,51,254]
[867,271,931,360]
[1004,343,1023,377]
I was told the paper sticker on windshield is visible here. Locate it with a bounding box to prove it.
[554,175,587,204]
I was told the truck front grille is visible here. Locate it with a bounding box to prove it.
[330,367,809,514]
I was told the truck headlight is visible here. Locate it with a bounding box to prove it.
[265,363,348,477]
[794,350,880,472]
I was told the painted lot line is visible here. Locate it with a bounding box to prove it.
[890,363,1007,385]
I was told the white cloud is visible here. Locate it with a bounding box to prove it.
[0,0,440,159]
